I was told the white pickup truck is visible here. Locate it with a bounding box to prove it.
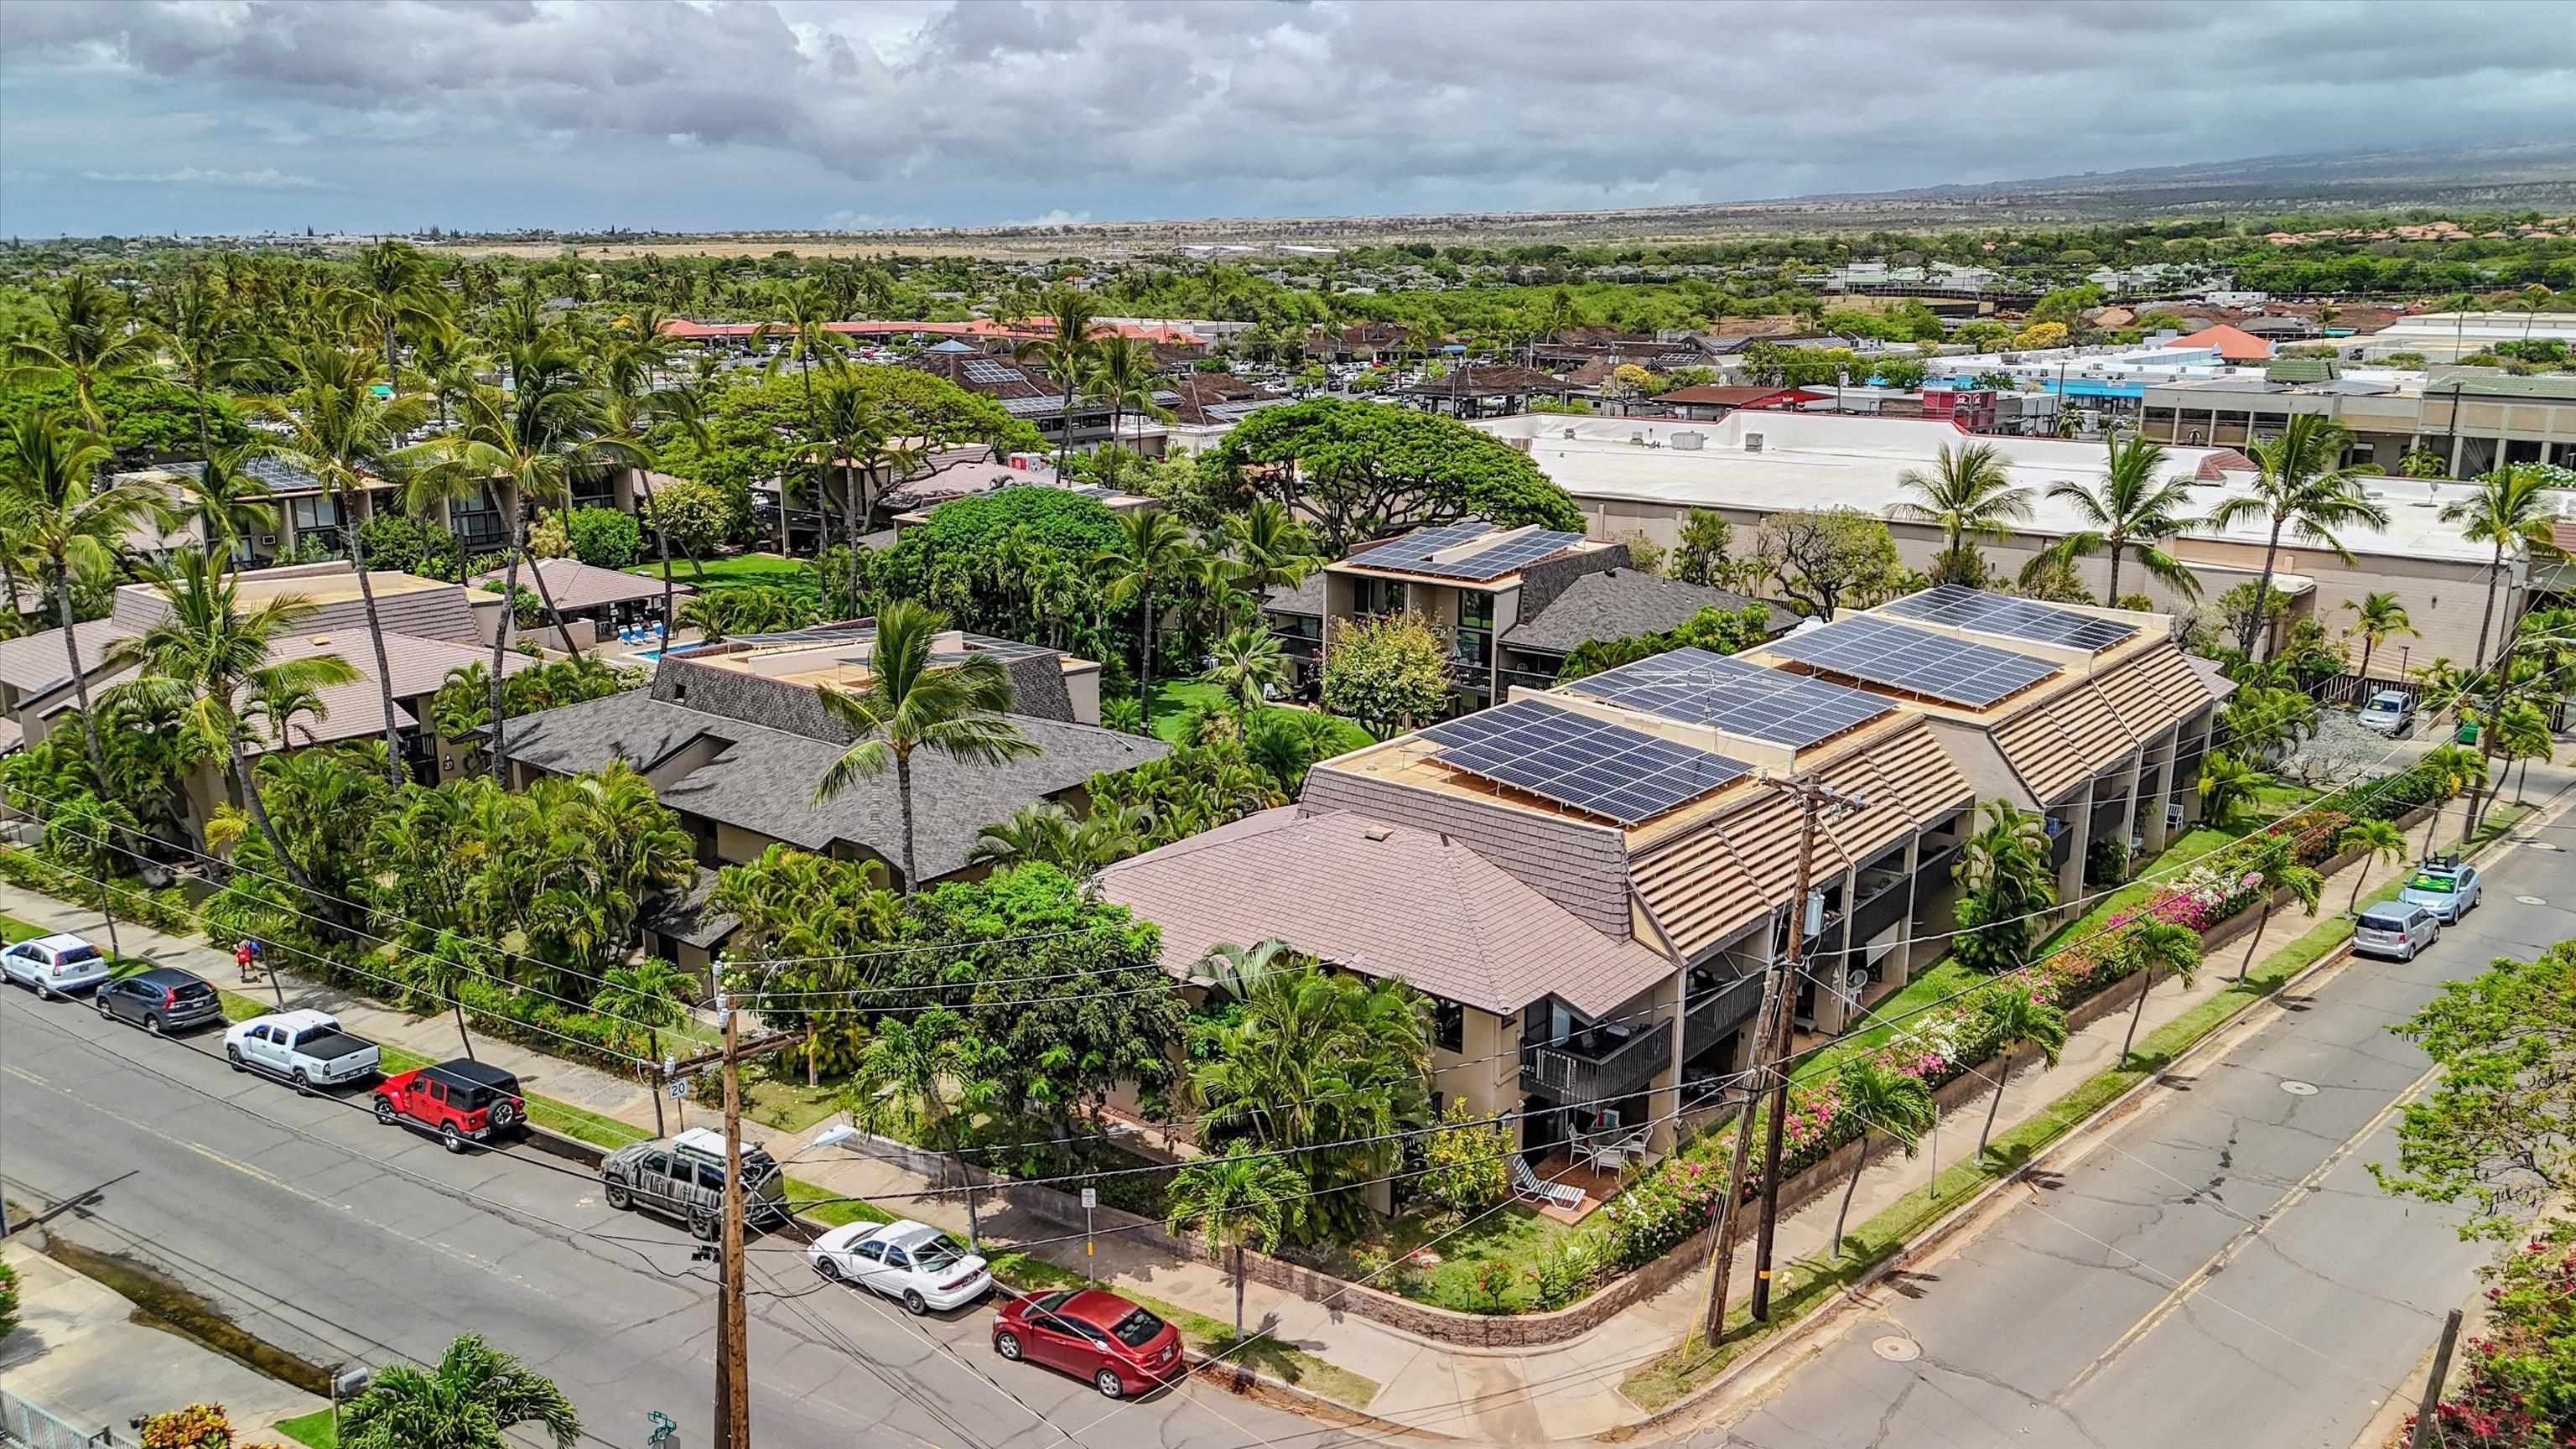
[223,1010,382,1093]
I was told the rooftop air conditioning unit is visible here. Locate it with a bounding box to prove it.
[1744,433,1765,453]
[1670,430,1706,450]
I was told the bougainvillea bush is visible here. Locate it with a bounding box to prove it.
[2411,1218,2576,1449]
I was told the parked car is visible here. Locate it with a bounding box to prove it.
[223,1010,380,1093]
[808,1218,991,1314]
[1,932,109,1000]
[2399,858,2483,923]
[372,1060,526,1153]
[992,1288,1183,1400]
[94,968,223,1035]
[600,1127,788,1239]
[2356,689,2418,737]
[2353,903,2442,961]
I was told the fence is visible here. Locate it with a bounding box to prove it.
[0,1387,117,1449]
[2305,671,2413,708]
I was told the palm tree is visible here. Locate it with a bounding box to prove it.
[2439,464,2568,672]
[968,801,1083,871]
[261,343,434,782]
[2116,920,2203,1064]
[3,409,163,776]
[1976,987,2068,1158]
[415,339,642,777]
[1166,1145,1306,1337]
[2035,431,2199,602]
[753,278,851,553]
[1893,442,2030,584]
[2208,415,2390,658]
[2413,744,2490,858]
[848,1007,981,1237]
[1202,626,1290,721]
[1224,497,1324,611]
[155,268,244,463]
[1015,286,1110,478]
[242,670,329,749]
[169,444,278,564]
[594,957,692,1069]
[2339,591,2417,681]
[103,549,358,907]
[338,1332,579,1449]
[334,239,448,389]
[2231,834,2323,983]
[1827,1057,1935,1254]
[1096,510,1196,733]
[1951,800,2055,974]
[5,273,164,434]
[2505,283,2556,346]
[1086,338,1174,487]
[2494,699,2553,806]
[813,600,1039,894]
[2196,750,2272,827]
[2336,818,2409,913]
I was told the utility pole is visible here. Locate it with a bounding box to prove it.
[718,998,750,1449]
[1698,965,1786,1343]
[1752,776,1867,1322]
[2408,1309,2464,1449]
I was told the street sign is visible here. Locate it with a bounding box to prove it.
[667,1078,688,1100]
[1079,1187,1097,1209]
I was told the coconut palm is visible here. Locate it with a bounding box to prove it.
[2494,699,2553,806]
[260,343,434,782]
[1166,1145,1306,1337]
[2116,920,2204,1065]
[3,409,164,776]
[1223,497,1324,611]
[2033,431,2199,602]
[1976,987,2068,1158]
[1085,338,1174,487]
[242,671,329,750]
[155,268,247,462]
[1096,510,1197,733]
[1202,626,1291,721]
[5,273,164,434]
[847,1008,982,1234]
[1015,286,1110,478]
[338,1332,579,1449]
[593,336,702,635]
[2413,744,2490,858]
[813,600,1038,895]
[2339,591,2417,681]
[2439,463,2568,672]
[2336,818,2410,914]
[753,278,851,549]
[1893,442,2030,584]
[2208,415,2389,658]
[333,239,449,388]
[2195,749,2272,827]
[173,445,279,564]
[1828,1057,1935,1254]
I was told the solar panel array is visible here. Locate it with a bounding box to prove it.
[1566,647,1893,746]
[172,457,328,492]
[961,359,1025,386]
[1764,615,2059,709]
[995,395,1066,418]
[1362,524,1588,581]
[1883,584,2138,653]
[1420,697,1748,826]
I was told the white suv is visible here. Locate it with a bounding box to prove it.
[1,932,111,999]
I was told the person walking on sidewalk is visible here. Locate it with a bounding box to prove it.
[236,939,257,983]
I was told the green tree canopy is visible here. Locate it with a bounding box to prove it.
[2374,941,2576,1239]
[1208,397,1582,553]
[1321,610,1452,739]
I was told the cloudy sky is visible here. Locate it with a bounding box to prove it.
[2,0,2570,237]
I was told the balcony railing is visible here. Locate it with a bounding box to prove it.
[1682,974,1763,1058]
[1520,1020,1673,1102]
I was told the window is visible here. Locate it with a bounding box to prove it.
[853,1239,886,1265]
[288,495,344,533]
[1432,998,1464,1053]
[1109,1308,1165,1348]
[1454,589,1494,667]
[882,1246,911,1270]
[639,1152,670,1180]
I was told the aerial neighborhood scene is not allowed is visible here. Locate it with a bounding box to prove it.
[0,4,2573,1448]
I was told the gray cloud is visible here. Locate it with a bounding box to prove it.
[2,0,2571,236]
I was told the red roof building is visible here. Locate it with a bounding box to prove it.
[2164,323,2273,365]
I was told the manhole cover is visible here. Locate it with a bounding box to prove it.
[2517,895,2547,906]
[1872,1336,1922,1363]
[2281,1080,2319,1096]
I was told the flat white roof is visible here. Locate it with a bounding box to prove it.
[1473,411,2516,566]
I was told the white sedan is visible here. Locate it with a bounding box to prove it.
[808,1219,992,1314]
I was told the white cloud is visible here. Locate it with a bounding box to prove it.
[80,166,325,190]
[1005,209,1093,228]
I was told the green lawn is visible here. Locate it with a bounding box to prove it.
[273,1410,337,1449]
[1789,958,1983,1086]
[1338,1202,1572,1315]
[627,551,819,598]
[1148,679,1375,756]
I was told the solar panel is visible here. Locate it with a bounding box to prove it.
[1358,524,1587,580]
[1353,522,1493,570]
[1420,698,1748,826]
[1764,615,2058,709]
[995,395,1065,417]
[1566,647,1894,746]
[961,359,1027,386]
[1882,584,2137,653]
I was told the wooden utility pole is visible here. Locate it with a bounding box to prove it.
[718,1000,751,1449]
[1697,969,1786,1343]
[2408,1309,2464,1449]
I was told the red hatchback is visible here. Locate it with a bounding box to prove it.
[992,1289,1184,1399]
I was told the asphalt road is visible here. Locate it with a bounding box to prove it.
[1700,807,2576,1449]
[0,991,1386,1449]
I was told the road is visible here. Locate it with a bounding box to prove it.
[1699,805,2576,1449]
[0,991,1388,1449]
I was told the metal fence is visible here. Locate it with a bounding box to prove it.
[0,1387,117,1449]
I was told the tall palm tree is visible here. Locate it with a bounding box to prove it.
[416,340,642,778]
[5,273,164,435]
[338,1332,579,1449]
[1166,1145,1306,1337]
[155,268,244,463]
[1096,510,1196,733]
[1085,337,1174,487]
[1976,987,2067,1158]
[1223,497,1323,611]
[2035,431,2199,603]
[1015,286,1109,478]
[2339,591,2417,681]
[813,600,1039,895]
[1893,442,2030,584]
[2209,415,2390,658]
[175,445,279,563]
[810,375,918,609]
[2336,818,2409,913]
[594,337,704,639]
[2116,920,2203,1064]
[1202,626,1290,721]
[261,344,433,782]
[753,278,850,554]
[334,239,448,389]
[1828,1057,1935,1254]
[3,410,163,771]
[2438,463,2568,672]
[2413,744,2489,858]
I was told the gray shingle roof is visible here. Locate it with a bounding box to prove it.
[1259,571,1327,618]
[470,558,698,613]
[503,690,1168,884]
[1096,806,1674,1017]
[1500,569,1796,656]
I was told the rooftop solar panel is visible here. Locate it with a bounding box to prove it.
[1565,647,1894,746]
[1353,522,1493,569]
[1356,523,1588,580]
[1763,615,2058,709]
[1420,698,1748,826]
[961,359,1023,386]
[1882,584,2137,653]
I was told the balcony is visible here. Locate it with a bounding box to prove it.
[1682,972,1763,1058]
[1520,1020,1673,1102]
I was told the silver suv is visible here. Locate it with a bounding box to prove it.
[601,1128,789,1239]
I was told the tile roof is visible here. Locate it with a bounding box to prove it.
[1499,568,1795,655]
[1654,384,1805,408]
[1095,807,1676,1017]
[470,558,698,613]
[0,618,133,694]
[2164,323,2272,363]
[1399,365,1566,398]
[1259,571,1327,618]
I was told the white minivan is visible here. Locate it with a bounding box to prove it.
[1,932,111,999]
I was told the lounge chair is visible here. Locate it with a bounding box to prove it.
[1510,1156,1586,1211]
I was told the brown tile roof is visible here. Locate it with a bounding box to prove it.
[472,558,699,613]
[1400,365,1566,397]
[1095,806,1675,1017]
[1656,384,1806,408]
[2166,323,2273,363]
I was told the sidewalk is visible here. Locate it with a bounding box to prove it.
[0,792,2519,1443]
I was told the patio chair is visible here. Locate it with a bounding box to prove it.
[1510,1156,1586,1211]
[1610,1126,1653,1168]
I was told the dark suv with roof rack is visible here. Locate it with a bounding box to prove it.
[372,1059,527,1153]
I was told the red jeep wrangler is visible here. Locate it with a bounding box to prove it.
[372,1060,527,1153]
